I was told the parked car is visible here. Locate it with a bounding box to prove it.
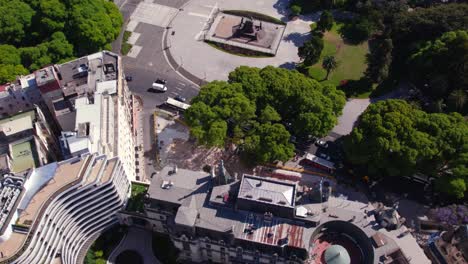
[174,95,186,102]
[125,76,132,82]
[315,140,328,148]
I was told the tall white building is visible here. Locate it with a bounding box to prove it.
[0,153,130,264]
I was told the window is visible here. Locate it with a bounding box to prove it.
[206,244,211,249]
[221,247,225,252]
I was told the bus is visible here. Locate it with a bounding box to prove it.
[165,97,190,111]
[304,153,335,173]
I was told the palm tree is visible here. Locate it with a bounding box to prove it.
[448,89,467,112]
[322,55,338,80]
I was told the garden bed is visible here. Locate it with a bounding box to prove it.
[222,10,286,25]
[205,40,274,58]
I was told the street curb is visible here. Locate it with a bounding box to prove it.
[161,0,208,87]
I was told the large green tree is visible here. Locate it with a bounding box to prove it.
[68,0,123,54]
[317,11,334,32]
[344,99,468,198]
[0,0,35,44]
[185,66,346,164]
[298,35,324,66]
[0,0,122,82]
[408,30,468,113]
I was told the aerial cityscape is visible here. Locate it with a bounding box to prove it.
[0,0,466,264]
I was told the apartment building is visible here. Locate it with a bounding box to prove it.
[0,108,59,174]
[0,51,140,182]
[119,163,430,264]
[0,153,130,264]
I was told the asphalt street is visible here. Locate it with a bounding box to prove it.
[113,0,198,182]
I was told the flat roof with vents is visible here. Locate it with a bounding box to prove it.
[238,175,296,208]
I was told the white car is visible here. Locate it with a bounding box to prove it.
[315,140,328,148]
[152,82,167,92]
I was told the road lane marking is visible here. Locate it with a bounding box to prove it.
[188,12,210,18]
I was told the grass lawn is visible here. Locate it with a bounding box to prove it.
[307,23,369,94]
[125,182,149,212]
[85,225,127,264]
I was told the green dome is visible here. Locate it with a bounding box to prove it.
[324,245,351,264]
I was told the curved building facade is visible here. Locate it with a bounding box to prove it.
[0,153,130,264]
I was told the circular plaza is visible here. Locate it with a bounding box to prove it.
[166,0,316,81]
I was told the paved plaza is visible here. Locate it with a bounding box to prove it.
[167,0,314,81]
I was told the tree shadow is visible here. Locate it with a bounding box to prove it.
[283,31,310,47]
[273,0,292,22]
[278,61,297,70]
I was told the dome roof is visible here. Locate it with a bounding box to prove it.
[324,245,351,264]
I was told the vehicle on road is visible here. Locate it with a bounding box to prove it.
[315,140,328,148]
[155,78,167,85]
[304,153,335,173]
[151,81,167,92]
[125,76,133,82]
[147,87,166,93]
[318,153,331,160]
[174,95,186,102]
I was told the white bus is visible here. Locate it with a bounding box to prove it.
[165,97,191,111]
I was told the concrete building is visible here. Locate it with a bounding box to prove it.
[119,163,431,264]
[1,51,140,182]
[54,52,139,181]
[0,75,42,119]
[426,225,468,264]
[0,153,130,264]
[0,109,59,174]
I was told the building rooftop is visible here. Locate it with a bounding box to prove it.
[148,166,211,206]
[0,111,35,138]
[0,175,25,236]
[148,166,431,263]
[236,212,306,249]
[35,66,56,86]
[10,140,38,173]
[239,175,296,207]
[0,157,86,260]
[0,153,120,261]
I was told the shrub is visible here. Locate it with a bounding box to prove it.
[121,43,132,56]
[309,23,317,32]
[222,10,285,25]
[290,5,302,16]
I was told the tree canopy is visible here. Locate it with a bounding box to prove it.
[408,30,468,113]
[0,0,122,83]
[344,99,468,198]
[317,11,334,32]
[298,35,324,66]
[185,66,346,164]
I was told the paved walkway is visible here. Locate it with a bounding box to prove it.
[107,227,160,264]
